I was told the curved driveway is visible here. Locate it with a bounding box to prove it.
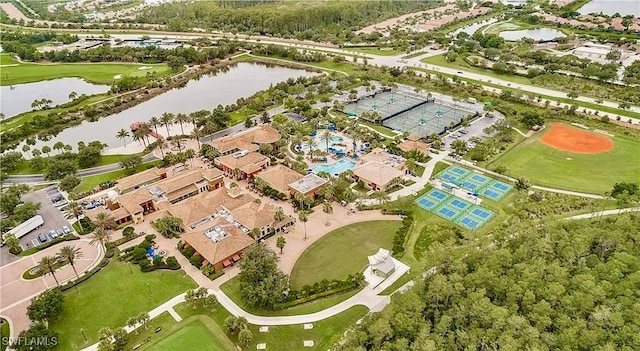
[0,239,103,338]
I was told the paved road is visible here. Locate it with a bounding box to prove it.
[564,207,640,220]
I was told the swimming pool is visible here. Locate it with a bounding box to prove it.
[312,159,356,175]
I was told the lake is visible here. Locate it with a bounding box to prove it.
[18,62,318,152]
[578,0,640,17]
[499,28,566,42]
[449,18,499,37]
[0,78,110,118]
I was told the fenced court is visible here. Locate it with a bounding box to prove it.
[416,188,495,229]
[343,91,425,120]
[436,165,513,201]
[383,98,472,137]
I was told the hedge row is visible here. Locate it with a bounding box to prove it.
[60,247,114,292]
[20,234,80,256]
[288,273,365,301]
[392,211,414,256]
[273,284,359,310]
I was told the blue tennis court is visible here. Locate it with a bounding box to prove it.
[462,181,478,190]
[451,167,468,176]
[459,217,480,229]
[493,182,511,191]
[417,197,437,210]
[471,208,492,219]
[438,207,457,219]
[471,174,488,183]
[440,173,458,183]
[429,190,448,200]
[450,198,470,210]
[483,189,501,200]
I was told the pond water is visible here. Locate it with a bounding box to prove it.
[578,0,640,17]
[0,78,110,118]
[499,28,566,42]
[18,62,318,152]
[449,18,499,37]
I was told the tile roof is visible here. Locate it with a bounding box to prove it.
[118,188,154,215]
[209,125,281,153]
[353,161,405,187]
[256,165,303,194]
[182,217,254,265]
[152,168,221,197]
[230,201,277,230]
[115,167,166,192]
[398,140,429,154]
[216,152,269,171]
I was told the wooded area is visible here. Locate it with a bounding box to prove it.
[338,213,640,350]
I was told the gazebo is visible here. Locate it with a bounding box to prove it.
[367,248,396,278]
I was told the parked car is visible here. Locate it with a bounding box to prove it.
[62,226,71,234]
[38,234,48,243]
[49,230,58,239]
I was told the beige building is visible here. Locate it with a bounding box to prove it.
[115,167,168,194]
[288,173,329,198]
[397,134,430,155]
[215,152,270,180]
[254,164,303,198]
[352,161,405,191]
[209,124,281,155]
[182,217,255,273]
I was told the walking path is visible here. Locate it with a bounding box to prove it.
[0,239,104,338]
[564,207,640,220]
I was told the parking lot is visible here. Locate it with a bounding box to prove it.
[18,186,72,250]
[444,111,505,152]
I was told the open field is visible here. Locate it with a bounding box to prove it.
[0,54,170,86]
[12,154,131,175]
[49,260,197,351]
[290,221,401,289]
[145,319,229,351]
[348,47,403,56]
[491,123,640,194]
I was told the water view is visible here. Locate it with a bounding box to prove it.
[449,18,499,37]
[0,78,110,118]
[18,62,318,152]
[578,0,640,17]
[499,28,566,42]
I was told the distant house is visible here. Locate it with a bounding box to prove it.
[612,18,625,31]
[629,22,640,33]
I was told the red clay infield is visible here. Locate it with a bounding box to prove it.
[539,123,614,154]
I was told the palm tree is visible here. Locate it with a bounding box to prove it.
[156,137,166,158]
[322,202,333,226]
[276,236,286,254]
[116,129,130,147]
[184,148,196,168]
[90,228,112,251]
[320,129,331,153]
[42,145,51,157]
[68,91,78,100]
[68,201,83,232]
[298,210,309,240]
[59,245,83,279]
[250,227,261,240]
[138,122,152,146]
[133,128,147,147]
[53,141,64,154]
[160,112,174,138]
[175,113,190,136]
[4,234,21,253]
[126,317,139,335]
[22,145,31,159]
[191,128,202,151]
[148,116,161,136]
[94,212,116,230]
[273,207,285,223]
[39,256,60,286]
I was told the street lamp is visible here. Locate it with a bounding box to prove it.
[80,328,87,343]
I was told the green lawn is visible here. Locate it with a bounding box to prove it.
[490,125,640,194]
[1,53,17,65]
[0,60,170,86]
[0,319,9,351]
[430,161,450,178]
[145,320,229,351]
[74,161,160,193]
[220,276,362,316]
[49,260,197,351]
[12,154,130,175]
[135,302,367,351]
[290,220,401,289]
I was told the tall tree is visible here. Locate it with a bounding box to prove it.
[38,256,60,286]
[322,202,333,226]
[175,113,190,136]
[59,245,83,279]
[276,235,286,254]
[273,206,285,223]
[93,212,116,230]
[116,129,130,147]
[90,227,112,251]
[237,242,289,309]
[298,209,309,240]
[161,112,174,138]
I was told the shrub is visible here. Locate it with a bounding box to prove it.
[153,256,164,267]
[166,256,180,269]
[182,246,195,259]
[190,254,204,268]
[122,226,135,238]
[131,247,147,262]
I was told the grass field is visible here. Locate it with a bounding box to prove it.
[0,54,171,86]
[49,260,197,351]
[145,320,229,351]
[491,126,640,194]
[0,319,9,351]
[12,154,131,175]
[290,221,401,289]
[348,47,403,56]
